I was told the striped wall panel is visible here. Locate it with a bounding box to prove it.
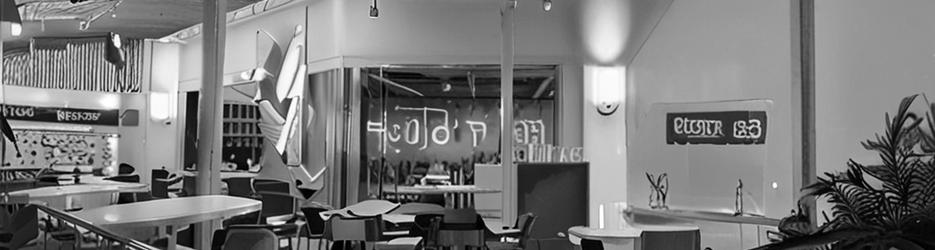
[2,38,144,93]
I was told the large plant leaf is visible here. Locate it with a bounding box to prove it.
[752,228,877,250]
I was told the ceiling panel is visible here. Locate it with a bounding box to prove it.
[4,0,260,49]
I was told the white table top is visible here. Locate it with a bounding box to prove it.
[381,185,501,195]
[72,195,261,230]
[9,185,124,198]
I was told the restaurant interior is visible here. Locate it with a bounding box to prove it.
[1,0,935,249]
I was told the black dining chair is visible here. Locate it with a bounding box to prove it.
[0,204,38,250]
[436,208,486,250]
[298,206,329,250]
[323,214,384,250]
[151,169,182,199]
[580,239,604,250]
[486,213,537,250]
[252,179,300,249]
[223,177,256,199]
[105,163,142,203]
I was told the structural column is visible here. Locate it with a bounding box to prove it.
[500,0,517,225]
[194,0,227,247]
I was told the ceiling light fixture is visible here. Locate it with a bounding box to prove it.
[369,0,379,18]
[543,0,552,12]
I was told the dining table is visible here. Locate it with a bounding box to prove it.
[381,185,501,208]
[72,195,261,250]
[8,176,148,210]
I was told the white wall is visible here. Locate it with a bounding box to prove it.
[814,0,935,212]
[623,0,794,248]
[577,0,673,227]
[145,42,182,182]
[178,2,308,85]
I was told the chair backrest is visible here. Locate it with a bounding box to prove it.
[323,215,383,242]
[437,208,485,248]
[182,175,197,196]
[223,227,279,250]
[253,180,295,222]
[640,229,700,250]
[152,169,169,179]
[580,239,604,250]
[118,163,136,175]
[105,174,140,183]
[515,213,538,248]
[411,214,443,248]
[223,177,255,198]
[300,206,328,235]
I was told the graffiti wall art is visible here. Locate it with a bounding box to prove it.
[2,130,118,169]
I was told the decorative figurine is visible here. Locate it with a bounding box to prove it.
[646,172,669,209]
[734,179,744,215]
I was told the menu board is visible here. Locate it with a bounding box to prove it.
[2,104,119,126]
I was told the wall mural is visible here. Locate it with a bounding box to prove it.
[2,130,118,169]
[249,25,320,198]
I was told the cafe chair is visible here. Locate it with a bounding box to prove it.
[0,204,38,250]
[580,239,604,250]
[105,163,142,203]
[298,206,328,250]
[323,214,383,250]
[151,169,182,199]
[436,209,486,250]
[223,177,257,199]
[486,213,537,250]
[221,226,280,250]
[640,228,700,250]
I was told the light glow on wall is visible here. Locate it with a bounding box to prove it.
[10,23,21,36]
[585,65,625,116]
[150,92,173,122]
[581,0,628,63]
[98,94,120,110]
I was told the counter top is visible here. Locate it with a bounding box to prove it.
[624,206,780,226]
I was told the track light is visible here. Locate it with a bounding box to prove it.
[369,0,379,18]
[543,0,552,12]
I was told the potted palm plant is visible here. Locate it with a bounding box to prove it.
[757,94,935,249]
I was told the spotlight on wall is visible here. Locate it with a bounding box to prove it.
[369,0,379,18]
[585,65,625,116]
[543,0,552,12]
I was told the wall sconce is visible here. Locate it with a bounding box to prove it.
[585,65,625,116]
[150,92,174,124]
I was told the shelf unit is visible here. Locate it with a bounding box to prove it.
[222,101,263,169]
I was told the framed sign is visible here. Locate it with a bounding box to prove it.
[666,111,767,145]
[2,104,120,126]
